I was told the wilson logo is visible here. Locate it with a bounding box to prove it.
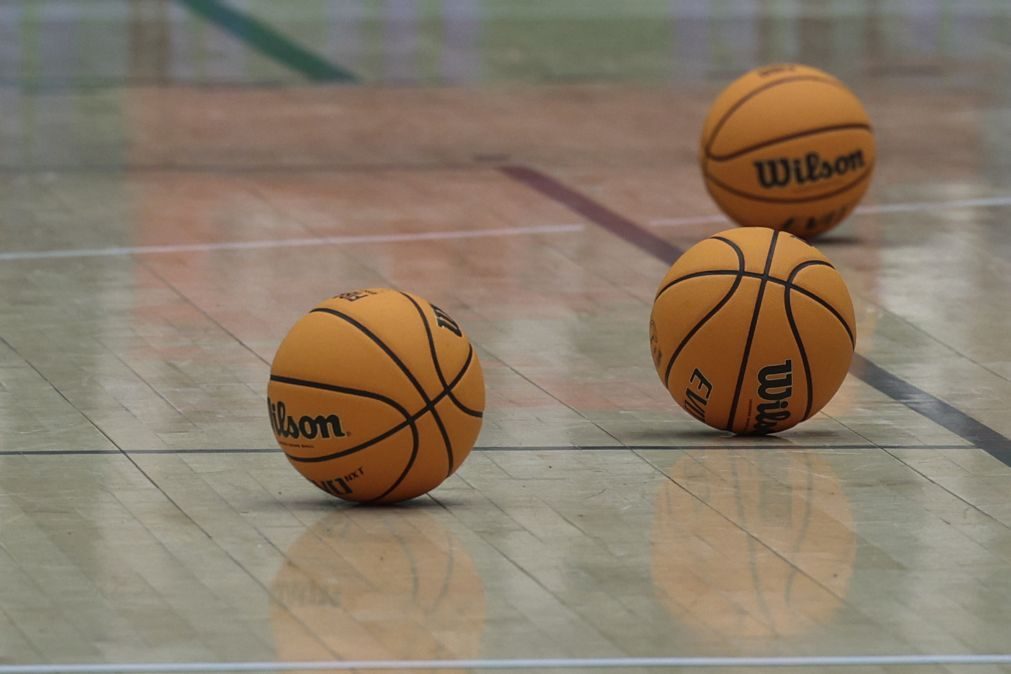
[754,360,792,433]
[684,369,713,422]
[432,304,462,337]
[754,150,865,190]
[268,398,347,440]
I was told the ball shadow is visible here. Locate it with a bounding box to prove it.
[808,234,864,246]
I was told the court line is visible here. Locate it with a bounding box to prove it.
[0,444,976,457]
[2,654,1011,672]
[650,195,1011,227]
[174,0,356,82]
[501,165,1011,467]
[0,225,584,262]
[500,166,681,261]
[850,356,1011,464]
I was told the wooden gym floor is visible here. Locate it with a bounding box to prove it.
[1,2,1011,673]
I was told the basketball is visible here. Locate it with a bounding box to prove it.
[649,227,855,434]
[700,63,875,238]
[267,288,485,504]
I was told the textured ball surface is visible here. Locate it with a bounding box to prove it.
[700,63,875,238]
[649,228,855,434]
[268,288,484,503]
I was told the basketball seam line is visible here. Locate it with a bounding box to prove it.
[270,348,476,465]
[703,74,848,156]
[660,236,746,390]
[783,266,816,423]
[309,305,456,482]
[401,292,483,420]
[398,292,457,474]
[705,123,873,162]
[301,306,426,500]
[375,431,421,502]
[398,292,482,477]
[726,230,780,432]
[784,260,841,422]
[703,164,874,204]
[268,373,418,462]
[268,375,406,412]
[653,235,750,301]
[655,268,855,346]
[363,346,474,502]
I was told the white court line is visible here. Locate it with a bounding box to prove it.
[650,214,731,227]
[650,195,1011,227]
[5,194,1010,261]
[2,655,1011,672]
[0,224,585,262]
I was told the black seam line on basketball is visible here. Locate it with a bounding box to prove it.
[376,345,472,503]
[270,373,418,463]
[395,292,457,475]
[402,292,482,418]
[783,274,815,422]
[661,236,746,389]
[269,374,405,410]
[706,123,874,162]
[309,305,456,465]
[309,308,436,407]
[654,269,855,347]
[703,75,848,156]
[786,259,857,344]
[277,349,475,464]
[726,231,780,432]
[654,235,747,301]
[704,163,874,204]
[369,425,421,504]
[785,260,846,420]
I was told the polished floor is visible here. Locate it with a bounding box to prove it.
[1,2,1011,673]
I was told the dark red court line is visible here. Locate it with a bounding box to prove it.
[500,164,1011,466]
[499,166,682,262]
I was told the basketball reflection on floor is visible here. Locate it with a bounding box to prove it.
[270,508,486,670]
[651,452,855,640]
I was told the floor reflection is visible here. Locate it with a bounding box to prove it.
[271,507,485,669]
[651,451,855,640]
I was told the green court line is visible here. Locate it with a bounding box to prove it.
[175,0,357,82]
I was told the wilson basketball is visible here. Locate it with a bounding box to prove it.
[268,288,484,504]
[700,63,875,238]
[649,227,855,434]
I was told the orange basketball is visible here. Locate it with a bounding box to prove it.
[700,63,875,238]
[268,288,484,504]
[649,227,855,434]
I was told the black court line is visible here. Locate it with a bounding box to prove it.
[850,355,1011,465]
[175,0,357,82]
[0,448,279,458]
[479,444,901,451]
[0,444,980,457]
[500,165,1011,466]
